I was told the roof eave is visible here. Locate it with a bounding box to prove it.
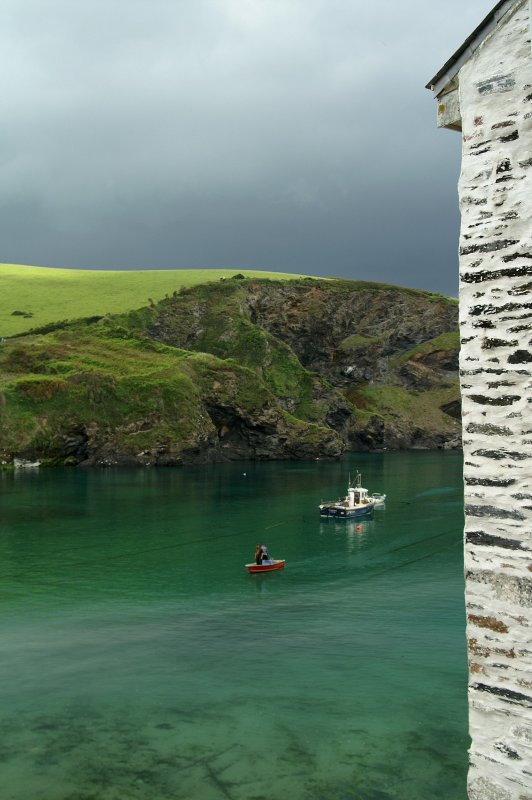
[425,0,519,95]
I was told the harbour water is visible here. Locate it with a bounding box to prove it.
[0,451,468,799]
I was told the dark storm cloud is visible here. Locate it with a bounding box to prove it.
[1,0,497,295]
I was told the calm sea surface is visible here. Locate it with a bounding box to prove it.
[0,452,468,800]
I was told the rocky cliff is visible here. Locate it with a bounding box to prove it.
[0,277,460,466]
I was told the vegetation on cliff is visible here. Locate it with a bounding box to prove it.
[0,274,460,466]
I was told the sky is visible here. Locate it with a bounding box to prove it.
[1,0,499,296]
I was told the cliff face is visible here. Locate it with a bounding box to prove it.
[0,278,460,466]
[139,279,461,453]
[245,281,457,383]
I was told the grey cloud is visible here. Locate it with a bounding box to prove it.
[0,0,496,295]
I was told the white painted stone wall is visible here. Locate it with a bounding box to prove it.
[456,1,532,798]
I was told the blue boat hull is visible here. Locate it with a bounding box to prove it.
[319,504,374,519]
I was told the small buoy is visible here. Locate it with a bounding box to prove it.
[243,472,246,476]
[356,525,361,532]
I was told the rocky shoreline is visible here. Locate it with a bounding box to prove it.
[0,278,461,466]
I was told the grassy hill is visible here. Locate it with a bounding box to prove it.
[0,264,307,337]
[0,276,460,466]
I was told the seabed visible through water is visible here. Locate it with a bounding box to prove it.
[0,452,469,800]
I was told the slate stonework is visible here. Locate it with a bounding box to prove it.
[455,2,532,797]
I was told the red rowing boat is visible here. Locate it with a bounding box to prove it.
[245,559,286,574]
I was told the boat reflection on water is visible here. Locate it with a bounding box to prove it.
[346,518,374,549]
[319,516,377,550]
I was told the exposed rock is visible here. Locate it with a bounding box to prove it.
[0,278,460,465]
[398,361,443,391]
[441,398,462,420]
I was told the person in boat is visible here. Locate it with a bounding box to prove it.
[254,545,263,566]
[260,544,270,563]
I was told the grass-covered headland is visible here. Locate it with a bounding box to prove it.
[0,267,460,466]
[0,264,306,337]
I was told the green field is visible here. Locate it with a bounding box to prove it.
[0,264,308,337]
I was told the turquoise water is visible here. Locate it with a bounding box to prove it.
[0,452,468,800]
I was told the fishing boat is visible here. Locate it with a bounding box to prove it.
[246,559,286,574]
[319,473,377,519]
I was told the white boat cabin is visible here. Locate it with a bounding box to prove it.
[346,484,369,508]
